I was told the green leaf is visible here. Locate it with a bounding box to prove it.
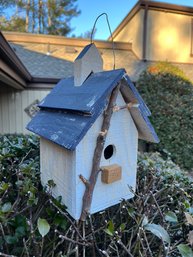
[128,207,135,218]
[0,182,9,192]
[1,202,12,213]
[15,226,26,237]
[5,235,18,244]
[184,201,190,209]
[119,223,126,232]
[37,218,50,237]
[177,244,193,257]
[54,215,67,230]
[165,211,178,223]
[144,223,170,243]
[107,220,114,234]
[104,228,114,236]
[104,220,114,236]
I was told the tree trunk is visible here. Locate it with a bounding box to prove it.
[47,0,52,28]
[38,0,42,33]
[32,0,35,33]
[25,0,30,32]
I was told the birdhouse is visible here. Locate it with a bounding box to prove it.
[27,43,159,220]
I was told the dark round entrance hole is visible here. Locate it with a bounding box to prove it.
[104,145,115,160]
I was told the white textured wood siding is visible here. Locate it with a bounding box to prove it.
[75,92,138,219]
[0,89,50,134]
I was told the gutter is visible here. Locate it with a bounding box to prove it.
[0,31,32,86]
[0,31,59,89]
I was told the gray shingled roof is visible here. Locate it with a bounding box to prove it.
[9,43,193,82]
[10,43,73,79]
[10,42,146,81]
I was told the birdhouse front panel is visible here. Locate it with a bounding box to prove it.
[74,92,138,219]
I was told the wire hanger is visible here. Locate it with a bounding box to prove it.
[90,13,116,70]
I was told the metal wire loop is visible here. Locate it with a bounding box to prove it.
[90,13,116,70]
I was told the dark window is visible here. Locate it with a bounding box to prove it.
[104,145,115,160]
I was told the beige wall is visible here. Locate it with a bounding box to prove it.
[114,8,193,63]
[0,88,50,134]
[146,10,193,63]
[113,10,144,59]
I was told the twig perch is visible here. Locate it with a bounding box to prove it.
[113,101,139,112]
[80,84,120,221]
[79,175,90,187]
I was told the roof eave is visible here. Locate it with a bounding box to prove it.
[140,0,193,15]
[0,70,25,90]
[0,31,32,88]
[109,1,141,40]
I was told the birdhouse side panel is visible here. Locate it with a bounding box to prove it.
[40,138,76,216]
[75,91,138,219]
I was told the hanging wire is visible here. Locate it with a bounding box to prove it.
[90,13,116,70]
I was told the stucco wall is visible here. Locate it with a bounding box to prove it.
[113,10,144,59]
[146,10,193,63]
[114,8,193,63]
[0,88,49,134]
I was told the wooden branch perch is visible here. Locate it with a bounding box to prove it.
[79,174,90,187]
[113,101,139,112]
[80,84,120,221]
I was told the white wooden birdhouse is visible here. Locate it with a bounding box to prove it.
[27,43,159,220]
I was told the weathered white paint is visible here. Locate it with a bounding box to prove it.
[40,91,138,220]
[76,92,138,219]
[0,88,50,134]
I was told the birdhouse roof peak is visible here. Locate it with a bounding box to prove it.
[27,68,159,150]
[75,43,99,61]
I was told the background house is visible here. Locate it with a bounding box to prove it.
[1,0,193,134]
[113,0,193,66]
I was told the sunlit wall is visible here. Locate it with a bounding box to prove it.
[113,10,144,59]
[114,8,193,63]
[147,10,192,63]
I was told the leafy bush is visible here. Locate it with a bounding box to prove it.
[0,135,193,256]
[137,62,193,170]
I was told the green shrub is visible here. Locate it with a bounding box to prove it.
[137,62,193,170]
[0,135,193,256]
